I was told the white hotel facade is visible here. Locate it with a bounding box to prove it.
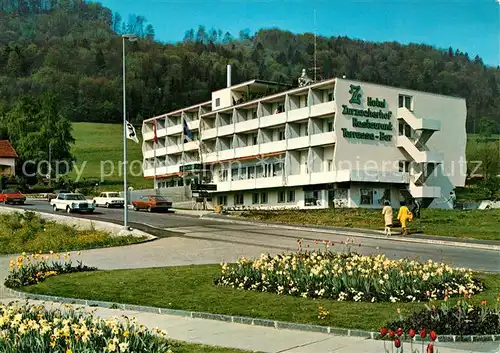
[141,72,467,210]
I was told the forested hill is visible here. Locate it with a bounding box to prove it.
[1,0,499,132]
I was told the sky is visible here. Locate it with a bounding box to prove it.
[97,0,500,67]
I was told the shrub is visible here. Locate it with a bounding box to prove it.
[0,302,173,353]
[215,245,484,303]
[385,299,500,335]
[4,252,97,288]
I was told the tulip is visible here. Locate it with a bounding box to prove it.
[389,329,395,338]
[396,327,403,337]
[394,338,401,348]
[419,329,427,339]
[409,329,416,338]
[481,300,487,305]
[379,328,388,337]
[427,343,434,353]
[429,331,437,341]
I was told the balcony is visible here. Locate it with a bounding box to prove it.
[231,179,257,190]
[235,119,259,133]
[204,152,218,163]
[218,149,235,161]
[202,128,217,140]
[310,101,335,117]
[184,141,199,152]
[142,131,154,141]
[218,124,234,137]
[143,149,155,159]
[157,127,167,139]
[166,124,183,136]
[215,181,231,192]
[260,140,286,154]
[287,174,307,187]
[409,184,441,198]
[165,165,179,174]
[260,112,286,128]
[154,146,167,158]
[310,171,336,184]
[287,107,309,123]
[287,136,309,150]
[166,145,182,155]
[235,145,259,158]
[256,176,284,189]
[187,120,199,131]
[310,132,336,147]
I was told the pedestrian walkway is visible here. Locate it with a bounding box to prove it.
[1,298,497,353]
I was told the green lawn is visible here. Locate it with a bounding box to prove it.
[22,265,500,332]
[70,122,151,190]
[168,342,252,353]
[0,212,144,254]
[238,208,500,241]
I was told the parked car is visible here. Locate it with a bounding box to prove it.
[50,193,95,213]
[0,189,26,205]
[92,192,124,208]
[132,195,172,212]
[47,189,70,202]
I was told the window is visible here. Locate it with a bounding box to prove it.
[326,118,334,132]
[328,92,334,101]
[215,98,220,107]
[258,164,272,178]
[305,190,320,206]
[287,190,296,203]
[252,193,259,204]
[399,161,410,173]
[248,166,256,179]
[326,160,333,172]
[278,129,286,141]
[398,95,413,110]
[252,110,258,120]
[218,195,227,206]
[234,193,244,205]
[231,167,239,181]
[238,167,248,180]
[278,191,286,203]
[260,192,268,204]
[220,169,228,182]
[273,162,283,177]
[248,133,258,146]
[178,178,184,186]
[360,189,374,205]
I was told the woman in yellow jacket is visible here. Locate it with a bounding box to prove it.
[397,200,413,236]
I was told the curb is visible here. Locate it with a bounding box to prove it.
[5,288,499,343]
[203,215,500,252]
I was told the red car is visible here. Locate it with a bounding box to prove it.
[132,195,172,212]
[0,189,26,205]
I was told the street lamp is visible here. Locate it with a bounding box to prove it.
[122,33,138,230]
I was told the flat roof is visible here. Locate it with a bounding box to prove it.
[144,101,212,123]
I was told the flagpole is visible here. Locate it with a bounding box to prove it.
[153,139,157,193]
[122,35,129,230]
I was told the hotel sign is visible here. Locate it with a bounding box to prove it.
[342,84,393,142]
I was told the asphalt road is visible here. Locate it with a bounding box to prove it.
[2,200,500,273]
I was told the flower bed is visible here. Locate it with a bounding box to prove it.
[4,252,96,288]
[215,247,484,302]
[385,299,500,335]
[0,301,172,353]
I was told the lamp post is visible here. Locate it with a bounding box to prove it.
[122,33,138,230]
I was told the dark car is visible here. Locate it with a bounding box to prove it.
[0,189,26,205]
[47,189,70,202]
[132,195,172,212]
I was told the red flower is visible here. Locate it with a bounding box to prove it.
[427,343,434,353]
[409,329,416,338]
[481,300,487,305]
[389,329,395,338]
[429,331,437,341]
[379,328,388,337]
[396,327,403,337]
[394,338,401,348]
[419,329,427,339]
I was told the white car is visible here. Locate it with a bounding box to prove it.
[50,193,95,213]
[92,192,125,208]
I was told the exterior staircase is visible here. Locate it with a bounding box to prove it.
[396,108,442,207]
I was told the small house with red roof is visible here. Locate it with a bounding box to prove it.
[0,140,18,176]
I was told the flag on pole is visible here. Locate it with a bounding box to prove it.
[126,121,139,143]
[152,119,158,144]
[183,118,193,143]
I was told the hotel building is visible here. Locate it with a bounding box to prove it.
[141,69,466,209]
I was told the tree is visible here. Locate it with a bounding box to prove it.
[112,12,122,33]
[145,24,155,40]
[95,48,106,71]
[239,28,251,40]
[222,31,233,43]
[478,117,499,138]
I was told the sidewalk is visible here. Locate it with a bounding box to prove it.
[201,213,500,251]
[1,298,496,353]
